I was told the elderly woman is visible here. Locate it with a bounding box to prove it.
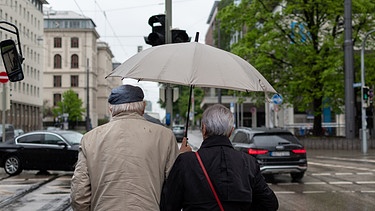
[161,104,279,211]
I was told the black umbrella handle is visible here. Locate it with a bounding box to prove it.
[184,85,194,138]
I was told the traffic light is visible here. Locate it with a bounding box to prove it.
[363,86,370,108]
[369,88,374,104]
[363,86,369,101]
[145,14,190,46]
[171,29,190,43]
[144,14,166,46]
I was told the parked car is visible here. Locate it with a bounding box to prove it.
[230,127,307,181]
[0,130,83,176]
[0,124,15,142]
[172,125,185,142]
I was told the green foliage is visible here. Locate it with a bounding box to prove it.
[158,85,204,124]
[52,89,85,123]
[217,0,375,135]
[175,86,204,123]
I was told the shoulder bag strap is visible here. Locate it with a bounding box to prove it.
[195,151,224,211]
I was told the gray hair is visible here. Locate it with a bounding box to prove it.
[201,104,234,137]
[109,101,145,117]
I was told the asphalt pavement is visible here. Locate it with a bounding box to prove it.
[183,129,375,159]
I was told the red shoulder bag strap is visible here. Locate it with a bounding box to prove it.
[195,151,224,211]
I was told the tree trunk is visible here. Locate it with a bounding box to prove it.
[313,97,324,136]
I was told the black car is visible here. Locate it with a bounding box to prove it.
[230,127,307,181]
[0,130,83,176]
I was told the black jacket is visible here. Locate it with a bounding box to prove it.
[160,135,279,211]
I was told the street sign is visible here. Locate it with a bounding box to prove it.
[353,82,362,88]
[0,71,8,83]
[271,94,283,105]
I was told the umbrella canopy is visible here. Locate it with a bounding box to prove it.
[106,42,276,93]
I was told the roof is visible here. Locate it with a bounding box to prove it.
[44,10,92,21]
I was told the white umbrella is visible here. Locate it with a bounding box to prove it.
[106,41,277,137]
[107,42,276,93]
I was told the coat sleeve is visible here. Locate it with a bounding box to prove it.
[250,161,279,211]
[165,134,180,178]
[71,145,91,211]
[160,155,184,211]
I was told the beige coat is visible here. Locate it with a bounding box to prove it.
[71,112,180,211]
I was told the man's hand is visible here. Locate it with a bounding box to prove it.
[179,137,192,153]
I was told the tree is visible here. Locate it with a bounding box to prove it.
[52,89,85,129]
[217,0,375,135]
[159,86,204,126]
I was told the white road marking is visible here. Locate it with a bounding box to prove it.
[356,181,375,184]
[328,181,353,185]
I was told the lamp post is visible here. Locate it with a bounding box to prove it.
[360,29,375,154]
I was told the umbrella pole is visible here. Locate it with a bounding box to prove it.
[183,33,199,139]
[184,85,194,138]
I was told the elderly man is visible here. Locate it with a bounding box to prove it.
[71,84,190,211]
[161,104,279,211]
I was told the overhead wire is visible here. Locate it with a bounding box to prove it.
[91,0,130,59]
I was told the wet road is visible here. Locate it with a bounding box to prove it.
[0,130,374,210]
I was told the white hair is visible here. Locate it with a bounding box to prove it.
[201,104,234,137]
[109,101,145,117]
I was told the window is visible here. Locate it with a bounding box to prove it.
[53,93,61,106]
[232,131,249,144]
[44,134,63,145]
[71,54,79,68]
[54,37,61,48]
[53,75,61,87]
[71,37,79,48]
[71,75,79,87]
[17,134,43,144]
[54,54,61,68]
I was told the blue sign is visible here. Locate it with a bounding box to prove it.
[271,94,283,105]
[165,113,171,126]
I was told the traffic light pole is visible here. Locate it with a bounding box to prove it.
[165,0,173,128]
[360,29,375,154]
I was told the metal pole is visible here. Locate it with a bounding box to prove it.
[165,0,173,128]
[344,0,355,139]
[86,58,91,131]
[217,20,222,104]
[360,29,375,154]
[2,83,6,142]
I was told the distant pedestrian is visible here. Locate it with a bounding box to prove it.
[161,104,278,211]
[71,84,190,211]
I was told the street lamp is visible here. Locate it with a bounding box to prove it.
[360,29,375,154]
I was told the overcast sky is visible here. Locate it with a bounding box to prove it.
[46,0,216,62]
[45,0,217,119]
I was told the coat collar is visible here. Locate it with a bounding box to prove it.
[200,135,234,149]
[110,111,145,122]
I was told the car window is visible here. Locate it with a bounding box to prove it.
[60,132,83,145]
[252,133,299,147]
[232,131,249,144]
[44,134,63,145]
[17,134,43,144]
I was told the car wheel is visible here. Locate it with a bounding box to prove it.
[291,172,304,181]
[4,155,23,176]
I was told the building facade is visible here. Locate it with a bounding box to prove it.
[0,0,47,133]
[43,10,121,129]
